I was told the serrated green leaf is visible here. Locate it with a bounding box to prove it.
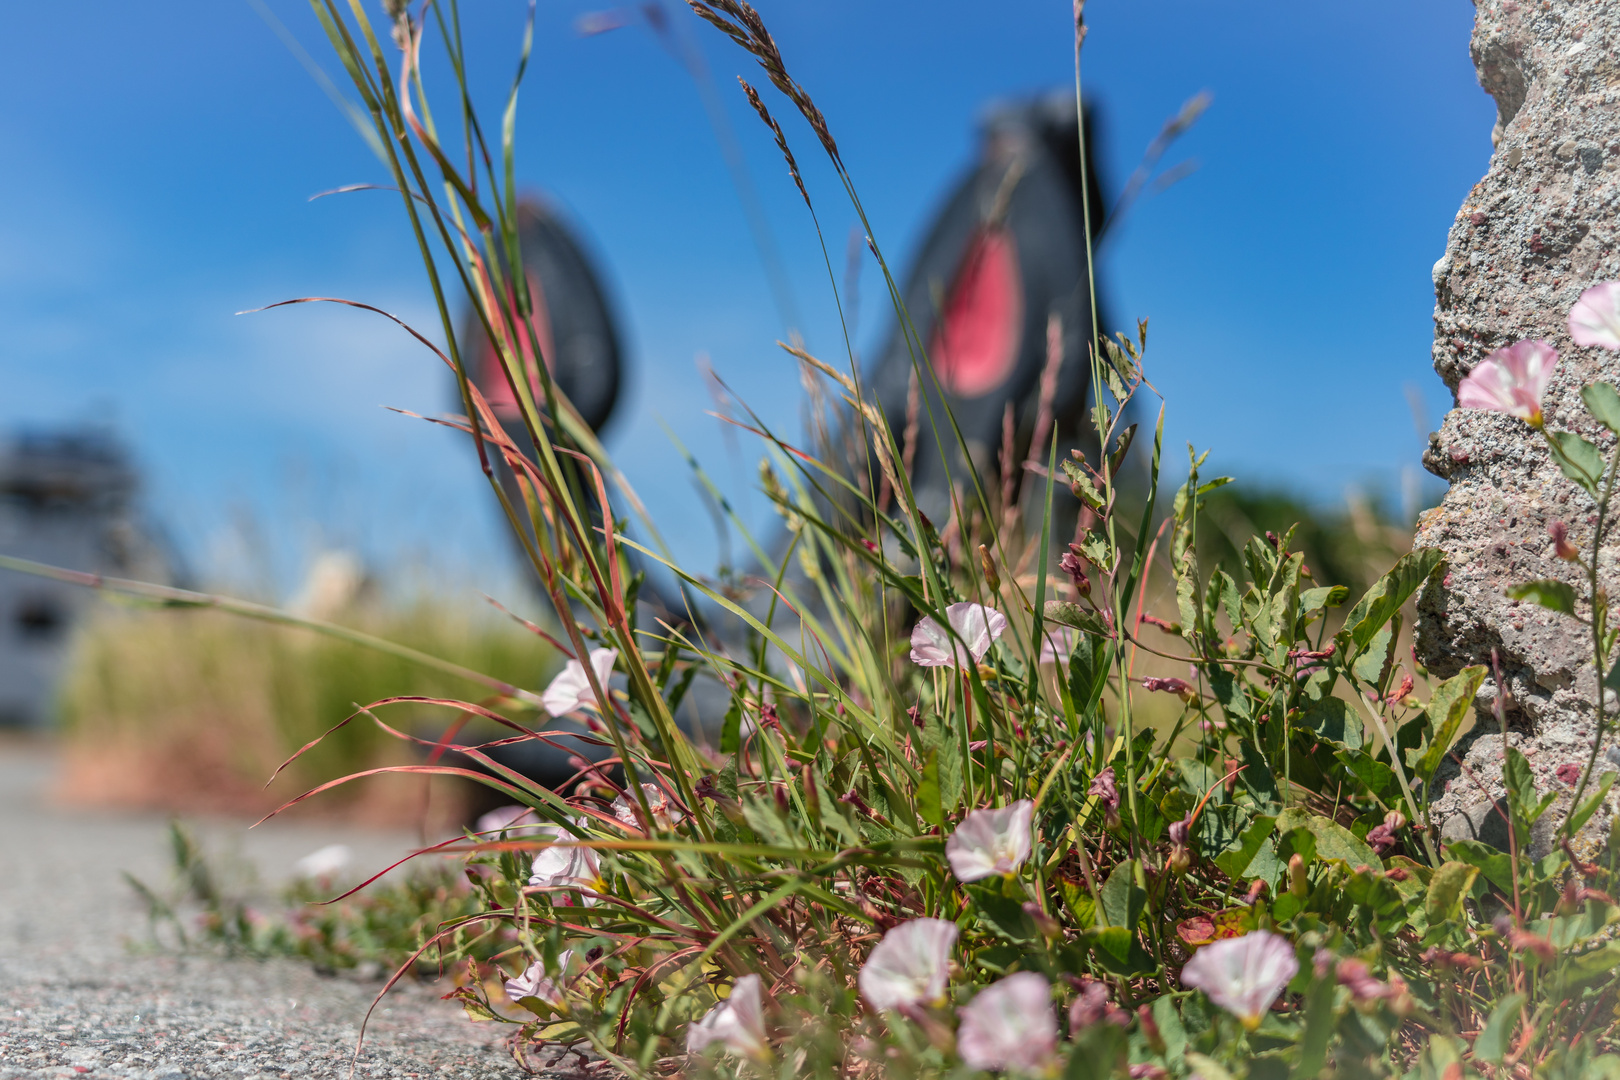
[1352,620,1398,684]
[1584,381,1620,436]
[1414,665,1487,782]
[1506,578,1577,617]
[1342,548,1445,656]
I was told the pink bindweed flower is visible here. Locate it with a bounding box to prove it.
[541,648,618,716]
[945,799,1034,882]
[476,805,542,837]
[1038,626,1076,665]
[1569,282,1620,350]
[611,784,686,832]
[1457,340,1559,428]
[504,950,573,1009]
[909,602,1008,668]
[857,918,959,1011]
[956,972,1058,1073]
[1068,977,1129,1029]
[528,822,604,905]
[1179,930,1299,1029]
[686,974,769,1061]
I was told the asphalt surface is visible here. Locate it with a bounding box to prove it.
[0,741,564,1080]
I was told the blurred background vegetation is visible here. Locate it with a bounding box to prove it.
[54,585,549,822]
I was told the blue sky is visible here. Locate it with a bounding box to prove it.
[0,1,1494,601]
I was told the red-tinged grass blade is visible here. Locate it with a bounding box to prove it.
[615,945,703,1050]
[354,907,519,1065]
[255,765,536,827]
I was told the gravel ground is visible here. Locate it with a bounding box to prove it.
[0,741,566,1080]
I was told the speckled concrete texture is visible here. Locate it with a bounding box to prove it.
[0,742,561,1080]
[1417,0,1620,846]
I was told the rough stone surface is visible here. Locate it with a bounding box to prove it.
[1416,0,1620,846]
[0,740,575,1080]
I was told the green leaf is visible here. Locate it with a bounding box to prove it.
[1295,968,1336,1078]
[1275,807,1381,870]
[1414,665,1487,782]
[1045,601,1109,637]
[1086,925,1155,974]
[1300,699,1363,751]
[1150,995,1187,1062]
[1300,584,1349,615]
[1570,771,1618,835]
[1176,549,1201,638]
[1352,620,1398,684]
[1335,747,1399,802]
[1184,1054,1234,1080]
[1341,548,1444,657]
[1506,578,1578,617]
[1064,1019,1127,1080]
[1548,429,1606,495]
[720,697,743,755]
[966,879,1034,944]
[1215,814,1277,879]
[1566,941,1620,984]
[1473,992,1525,1063]
[915,750,943,828]
[1443,838,1515,893]
[1584,381,1620,435]
[1505,746,1544,827]
[1424,861,1479,929]
[1100,859,1147,930]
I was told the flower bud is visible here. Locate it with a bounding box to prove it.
[1167,844,1192,875]
[1022,901,1062,939]
[978,544,1001,593]
[1136,1004,1166,1056]
[1383,809,1407,832]
[1059,545,1091,597]
[1288,853,1309,899]
[1549,520,1580,561]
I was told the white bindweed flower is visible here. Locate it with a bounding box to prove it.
[541,648,618,716]
[1180,929,1299,1029]
[858,918,959,1011]
[528,822,604,905]
[1457,339,1559,428]
[909,602,1008,668]
[945,800,1034,882]
[294,844,351,880]
[612,784,686,832]
[686,973,769,1061]
[956,972,1057,1073]
[504,950,573,1009]
[1569,281,1620,350]
[476,805,542,837]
